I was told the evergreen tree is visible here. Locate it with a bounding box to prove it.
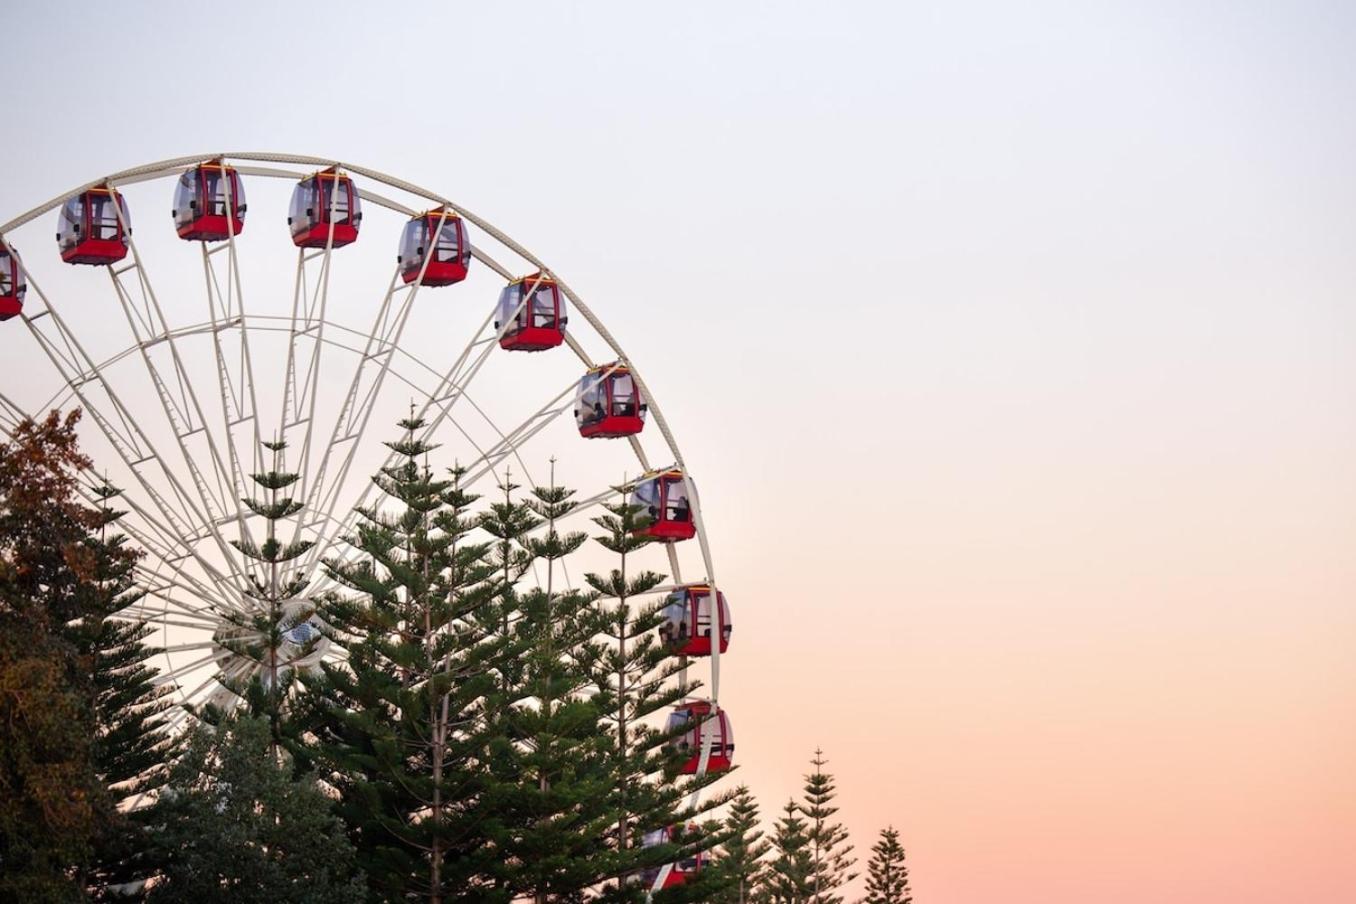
[581,488,732,900]
[76,483,176,896]
[143,714,365,903]
[714,785,770,903]
[803,749,857,904]
[0,411,172,899]
[760,800,814,904]
[302,417,508,901]
[479,465,619,900]
[221,439,318,742]
[862,826,912,904]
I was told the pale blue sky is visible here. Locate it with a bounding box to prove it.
[3,3,1354,901]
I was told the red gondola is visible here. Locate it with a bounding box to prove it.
[575,363,646,438]
[56,187,130,265]
[494,273,565,350]
[660,584,731,657]
[630,470,695,542]
[640,825,710,889]
[0,245,25,321]
[666,701,733,774]
[398,208,470,287]
[288,168,361,248]
[173,161,246,241]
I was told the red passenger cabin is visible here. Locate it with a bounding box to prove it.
[575,363,645,438]
[660,584,731,657]
[173,161,246,241]
[494,273,565,350]
[289,168,361,248]
[640,825,710,889]
[631,470,695,542]
[0,245,25,321]
[398,208,470,287]
[56,187,130,265]
[666,701,733,774]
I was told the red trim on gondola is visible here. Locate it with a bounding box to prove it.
[175,162,246,242]
[58,188,130,266]
[497,273,565,350]
[668,700,733,774]
[632,471,695,542]
[290,169,360,249]
[399,210,469,287]
[641,825,709,889]
[576,364,646,438]
[660,584,731,657]
[580,415,645,438]
[0,246,26,321]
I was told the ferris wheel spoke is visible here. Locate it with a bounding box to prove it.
[151,648,231,687]
[278,245,336,502]
[198,211,264,516]
[0,288,247,597]
[292,260,433,568]
[105,221,244,533]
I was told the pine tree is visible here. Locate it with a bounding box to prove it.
[143,714,365,903]
[0,411,173,898]
[862,826,912,904]
[803,749,857,904]
[479,464,620,900]
[581,488,733,900]
[221,438,318,742]
[760,800,814,903]
[714,785,770,903]
[301,417,509,901]
[76,482,176,895]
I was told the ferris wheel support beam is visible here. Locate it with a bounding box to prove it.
[0,389,237,612]
[291,209,449,572]
[280,173,352,514]
[103,194,258,591]
[1,247,247,606]
[200,181,266,521]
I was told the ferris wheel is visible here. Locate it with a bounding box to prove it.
[0,153,732,885]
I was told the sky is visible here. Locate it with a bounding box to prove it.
[2,2,1355,901]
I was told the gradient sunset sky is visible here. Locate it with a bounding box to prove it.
[2,2,1353,901]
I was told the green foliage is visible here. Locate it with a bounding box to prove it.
[862,826,912,904]
[143,715,364,904]
[713,785,770,903]
[218,439,318,741]
[760,800,815,903]
[803,749,857,904]
[581,491,735,901]
[301,420,510,900]
[0,410,172,898]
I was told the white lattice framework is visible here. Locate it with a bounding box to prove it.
[0,153,728,890]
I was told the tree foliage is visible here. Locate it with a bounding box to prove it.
[143,714,364,903]
[0,410,173,899]
[862,826,912,904]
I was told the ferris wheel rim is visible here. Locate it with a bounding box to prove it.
[1,154,730,881]
[0,150,721,704]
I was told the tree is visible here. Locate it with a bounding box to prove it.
[302,417,508,901]
[713,785,770,903]
[803,749,857,904]
[143,714,364,903]
[760,800,814,903]
[581,487,733,900]
[0,411,172,899]
[477,467,622,901]
[76,482,176,895]
[220,439,318,745]
[862,827,912,904]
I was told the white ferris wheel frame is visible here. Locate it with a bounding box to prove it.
[0,152,726,886]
